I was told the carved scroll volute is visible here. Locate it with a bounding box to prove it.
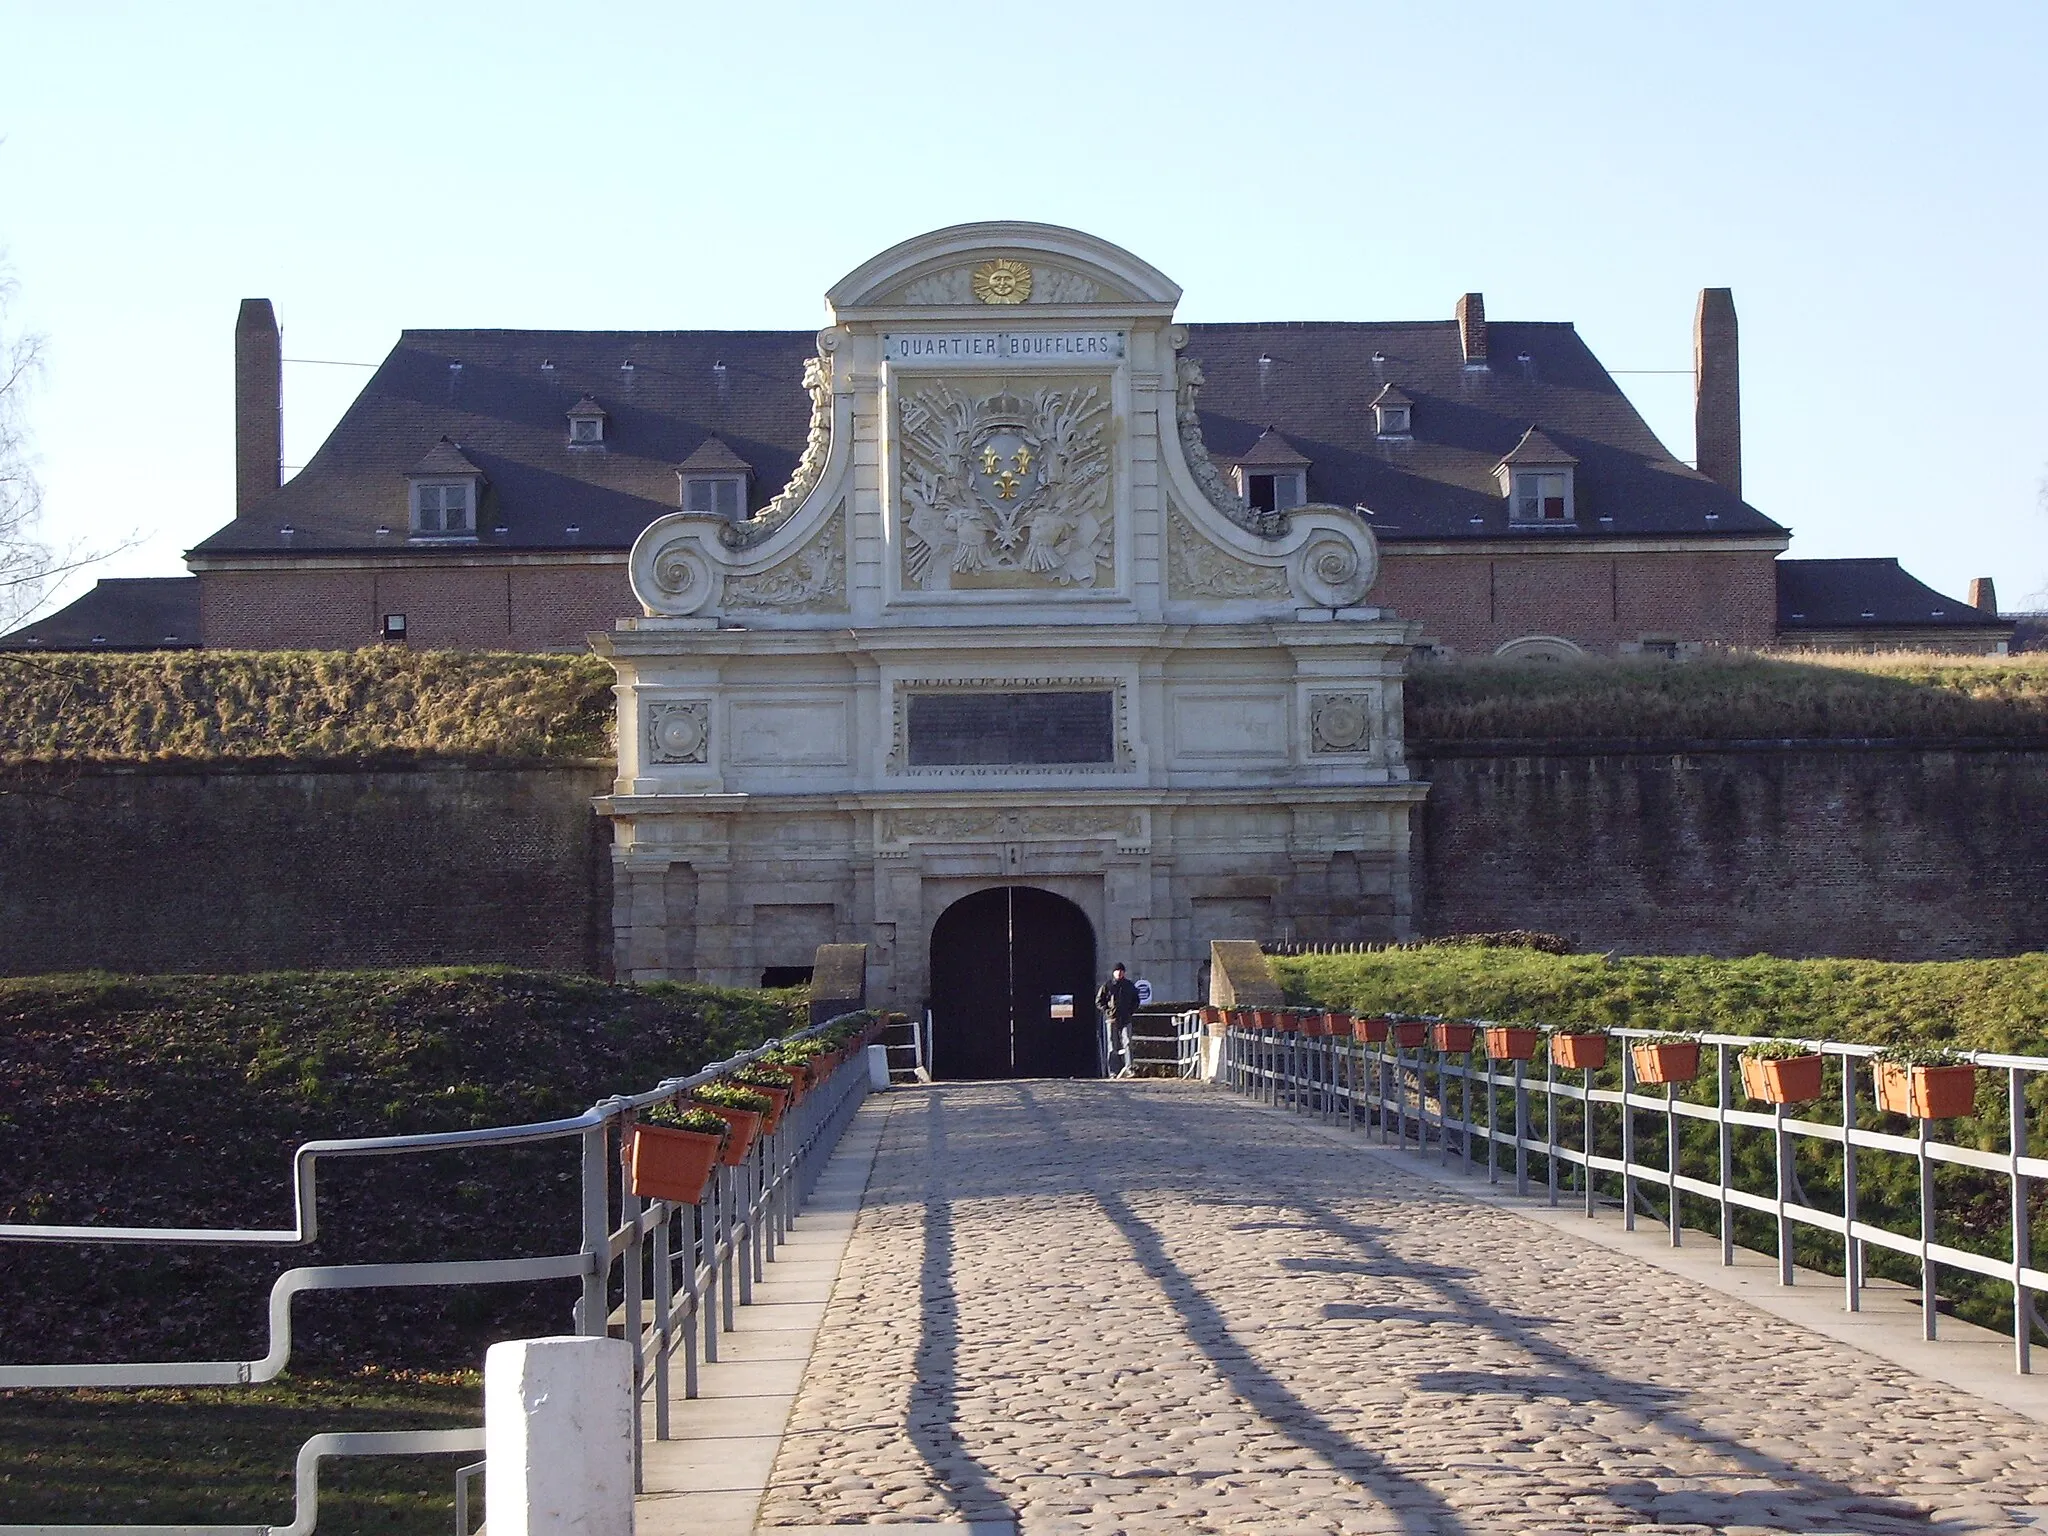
[630,520,720,617]
[1290,523,1380,609]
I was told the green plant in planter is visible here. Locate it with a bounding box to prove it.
[1739,1037,1827,1104]
[1628,1031,1702,1085]
[693,1082,775,1114]
[1875,1044,1971,1067]
[1743,1037,1821,1061]
[734,1067,792,1091]
[642,1101,731,1137]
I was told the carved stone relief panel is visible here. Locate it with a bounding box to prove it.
[897,376,1114,592]
[891,260,1110,306]
[1166,506,1290,600]
[647,701,711,764]
[1307,693,1374,755]
[879,807,1145,844]
[722,507,848,613]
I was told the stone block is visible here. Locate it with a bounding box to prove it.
[484,1335,633,1536]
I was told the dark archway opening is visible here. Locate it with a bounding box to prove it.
[928,886,1098,1080]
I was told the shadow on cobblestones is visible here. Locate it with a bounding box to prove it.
[1109,1086,1947,1534]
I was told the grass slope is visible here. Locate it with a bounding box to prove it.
[1274,946,2048,1345]
[1407,651,2048,743]
[0,968,804,1531]
[1270,947,2048,1052]
[0,648,613,763]
[6,649,2047,767]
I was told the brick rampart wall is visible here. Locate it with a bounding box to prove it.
[1413,743,2048,960]
[0,763,613,977]
[1375,548,1779,655]
[5,745,2040,980]
[198,563,634,650]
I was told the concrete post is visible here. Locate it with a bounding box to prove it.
[867,1042,891,1090]
[485,1336,634,1536]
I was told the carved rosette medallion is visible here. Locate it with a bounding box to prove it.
[723,508,848,613]
[898,380,1113,590]
[1308,693,1374,755]
[1166,507,1290,600]
[648,701,710,764]
[972,258,1032,304]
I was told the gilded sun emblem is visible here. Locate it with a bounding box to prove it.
[971,258,1032,305]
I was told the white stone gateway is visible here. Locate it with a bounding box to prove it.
[596,223,1423,1069]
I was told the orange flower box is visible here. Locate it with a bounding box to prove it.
[1630,1042,1700,1085]
[695,1103,764,1165]
[628,1122,723,1205]
[1549,1032,1608,1071]
[1322,1012,1351,1033]
[1254,1009,1281,1030]
[1485,1026,1540,1062]
[1351,1015,1390,1043]
[1297,1015,1328,1038]
[1739,1053,1824,1105]
[1874,1060,1978,1119]
[1428,1021,1477,1054]
[739,1082,790,1132]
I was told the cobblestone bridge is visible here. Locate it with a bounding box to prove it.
[648,1080,2048,1535]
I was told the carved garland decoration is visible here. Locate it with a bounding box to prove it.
[1166,506,1290,600]
[723,337,838,551]
[722,507,847,612]
[1173,345,1289,538]
[880,807,1143,843]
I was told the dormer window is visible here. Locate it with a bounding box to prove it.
[567,395,607,446]
[1370,384,1414,438]
[676,435,755,521]
[413,481,475,534]
[1494,426,1578,528]
[1512,472,1570,523]
[1230,427,1311,514]
[404,437,487,541]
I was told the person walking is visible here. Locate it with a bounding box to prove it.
[1095,963,1141,1079]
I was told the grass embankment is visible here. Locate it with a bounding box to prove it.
[0,968,804,1529]
[0,648,614,763]
[1275,946,2048,1340]
[6,648,2048,767]
[1407,651,2048,743]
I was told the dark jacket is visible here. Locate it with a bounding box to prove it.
[1095,975,1140,1023]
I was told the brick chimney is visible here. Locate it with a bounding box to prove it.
[1693,287,1741,499]
[1456,292,1488,369]
[235,298,281,515]
[1969,578,1998,615]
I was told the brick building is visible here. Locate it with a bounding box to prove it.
[3,228,2010,657]
[180,249,1792,657]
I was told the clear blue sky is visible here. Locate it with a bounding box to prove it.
[3,0,2044,613]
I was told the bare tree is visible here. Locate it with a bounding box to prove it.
[0,256,53,631]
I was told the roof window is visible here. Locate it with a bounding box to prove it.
[676,435,754,521]
[1231,427,1311,514]
[1494,427,1578,527]
[1370,384,1413,439]
[567,394,608,446]
[405,437,487,541]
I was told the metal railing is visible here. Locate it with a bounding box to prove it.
[1140,1011,1205,1078]
[0,1014,877,1535]
[1219,1012,2048,1373]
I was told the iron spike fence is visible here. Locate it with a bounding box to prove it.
[0,1013,880,1536]
[1216,1010,2048,1374]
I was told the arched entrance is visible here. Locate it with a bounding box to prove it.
[928,886,1099,1080]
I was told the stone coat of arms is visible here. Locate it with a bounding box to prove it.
[899,382,1113,589]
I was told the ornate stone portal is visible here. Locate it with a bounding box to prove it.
[596,222,1425,1008]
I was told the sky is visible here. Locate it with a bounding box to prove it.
[2,0,2044,616]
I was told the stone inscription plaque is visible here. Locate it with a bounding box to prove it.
[906,690,1114,767]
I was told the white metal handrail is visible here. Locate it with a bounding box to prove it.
[1220,1014,2046,1374]
[0,1013,878,1533]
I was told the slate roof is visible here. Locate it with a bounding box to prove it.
[1775,559,2009,631]
[1230,428,1312,470]
[0,577,202,650]
[676,435,754,475]
[1497,426,1578,467]
[189,317,1784,558]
